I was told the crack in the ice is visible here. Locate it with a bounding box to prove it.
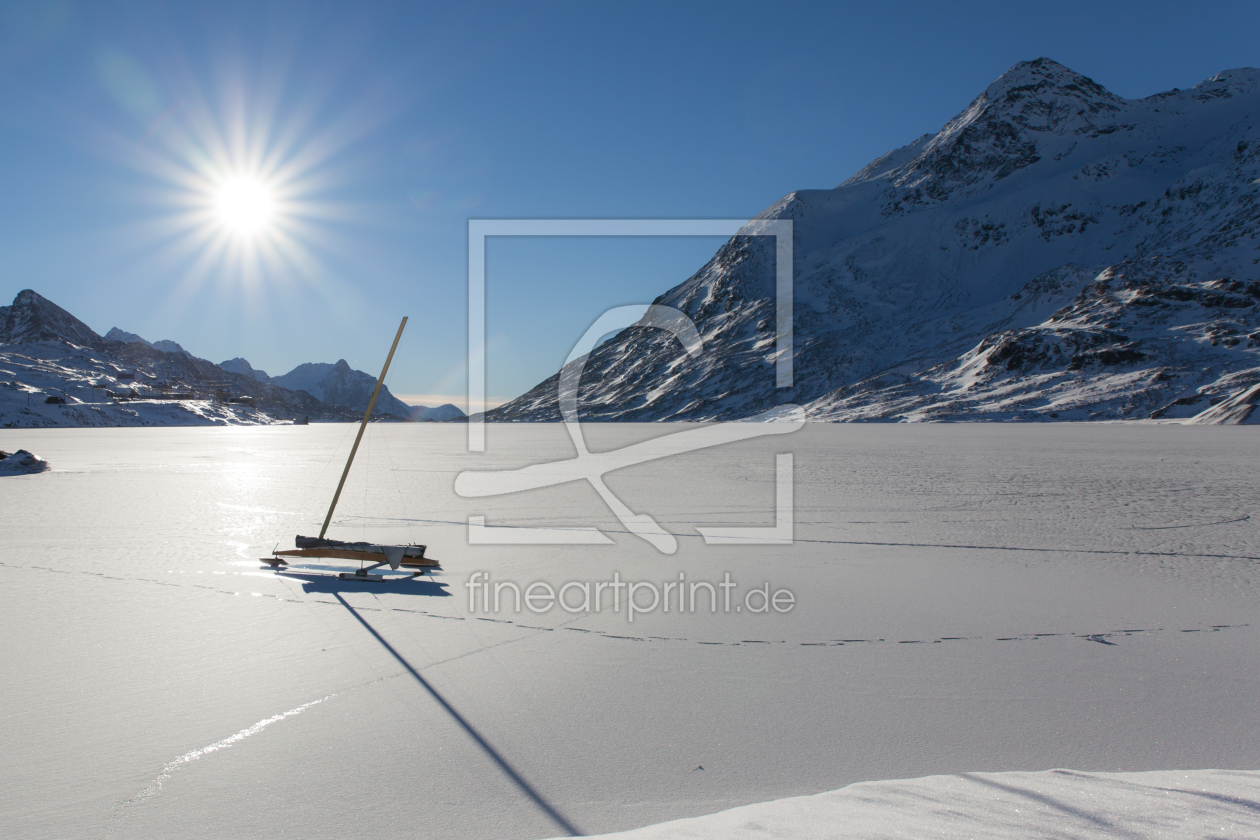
[1125,515,1251,530]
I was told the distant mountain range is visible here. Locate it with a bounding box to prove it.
[270,360,414,419]
[489,58,1260,424]
[105,327,191,357]
[407,403,466,422]
[0,289,464,428]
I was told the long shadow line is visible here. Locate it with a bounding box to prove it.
[332,593,583,837]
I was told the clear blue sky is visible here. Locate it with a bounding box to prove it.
[2,0,1257,407]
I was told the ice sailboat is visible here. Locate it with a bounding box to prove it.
[263,317,439,581]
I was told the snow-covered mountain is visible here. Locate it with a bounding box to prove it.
[0,290,393,428]
[271,360,412,419]
[406,402,466,422]
[490,59,1260,424]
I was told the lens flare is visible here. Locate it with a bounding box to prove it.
[94,39,398,318]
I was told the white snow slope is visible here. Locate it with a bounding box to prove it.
[490,59,1260,424]
[556,768,1260,840]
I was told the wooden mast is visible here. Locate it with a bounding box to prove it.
[318,316,408,539]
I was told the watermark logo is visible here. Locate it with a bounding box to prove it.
[457,219,798,553]
[466,571,796,622]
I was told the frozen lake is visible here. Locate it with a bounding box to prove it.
[1,423,1258,839]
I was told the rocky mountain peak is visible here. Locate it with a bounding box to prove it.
[980,57,1121,113]
[1,289,103,348]
[880,58,1128,203]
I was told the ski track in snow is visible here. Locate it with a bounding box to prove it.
[111,590,579,817]
[119,694,336,809]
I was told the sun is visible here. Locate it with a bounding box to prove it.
[214,177,275,235]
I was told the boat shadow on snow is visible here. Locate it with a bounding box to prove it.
[273,570,452,597]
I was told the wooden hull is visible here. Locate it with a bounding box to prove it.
[272,548,439,568]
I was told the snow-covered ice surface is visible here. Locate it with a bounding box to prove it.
[1,423,1257,839]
